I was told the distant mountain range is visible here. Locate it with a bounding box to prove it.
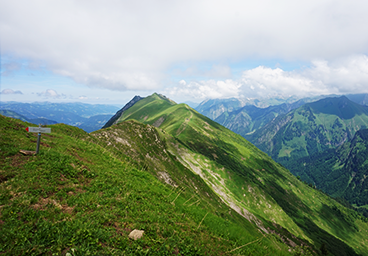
[196,93,368,121]
[215,99,307,137]
[0,102,120,132]
[246,96,368,161]
[0,109,57,125]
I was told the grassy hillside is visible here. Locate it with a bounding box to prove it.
[0,114,307,255]
[105,93,368,255]
[2,93,368,255]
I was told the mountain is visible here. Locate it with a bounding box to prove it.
[215,100,307,137]
[195,95,332,122]
[246,96,368,163]
[99,93,368,255]
[346,93,368,106]
[0,102,120,132]
[77,114,115,133]
[0,109,57,125]
[195,98,248,120]
[1,93,368,255]
[102,96,144,128]
[287,128,368,211]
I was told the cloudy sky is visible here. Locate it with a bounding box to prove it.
[1,0,368,105]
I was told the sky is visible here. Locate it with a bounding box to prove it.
[1,0,368,106]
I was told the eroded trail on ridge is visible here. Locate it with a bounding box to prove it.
[176,105,193,136]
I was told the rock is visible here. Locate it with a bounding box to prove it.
[19,150,36,156]
[128,229,144,240]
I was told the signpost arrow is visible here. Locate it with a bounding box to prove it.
[26,127,51,133]
[26,124,52,154]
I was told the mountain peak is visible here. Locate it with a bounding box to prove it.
[150,93,177,104]
[307,95,368,119]
[102,95,144,128]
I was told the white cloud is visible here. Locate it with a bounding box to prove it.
[2,0,368,92]
[303,55,368,93]
[0,89,23,94]
[37,89,67,99]
[166,79,241,100]
[240,66,328,97]
[173,64,232,79]
[168,55,368,100]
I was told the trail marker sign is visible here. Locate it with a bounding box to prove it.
[26,127,51,133]
[26,124,51,154]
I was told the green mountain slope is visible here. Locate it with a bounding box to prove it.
[1,114,292,255]
[2,93,368,255]
[103,93,368,255]
[287,128,368,210]
[247,96,368,163]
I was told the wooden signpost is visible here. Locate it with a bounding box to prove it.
[23,124,52,155]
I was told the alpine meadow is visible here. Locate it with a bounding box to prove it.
[2,93,368,255]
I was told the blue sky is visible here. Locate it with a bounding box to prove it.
[1,0,368,106]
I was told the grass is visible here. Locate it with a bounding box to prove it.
[110,94,368,255]
[2,93,368,255]
[1,115,295,255]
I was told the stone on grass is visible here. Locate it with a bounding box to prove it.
[129,229,144,240]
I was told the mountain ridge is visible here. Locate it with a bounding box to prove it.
[1,94,368,255]
[102,93,368,255]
